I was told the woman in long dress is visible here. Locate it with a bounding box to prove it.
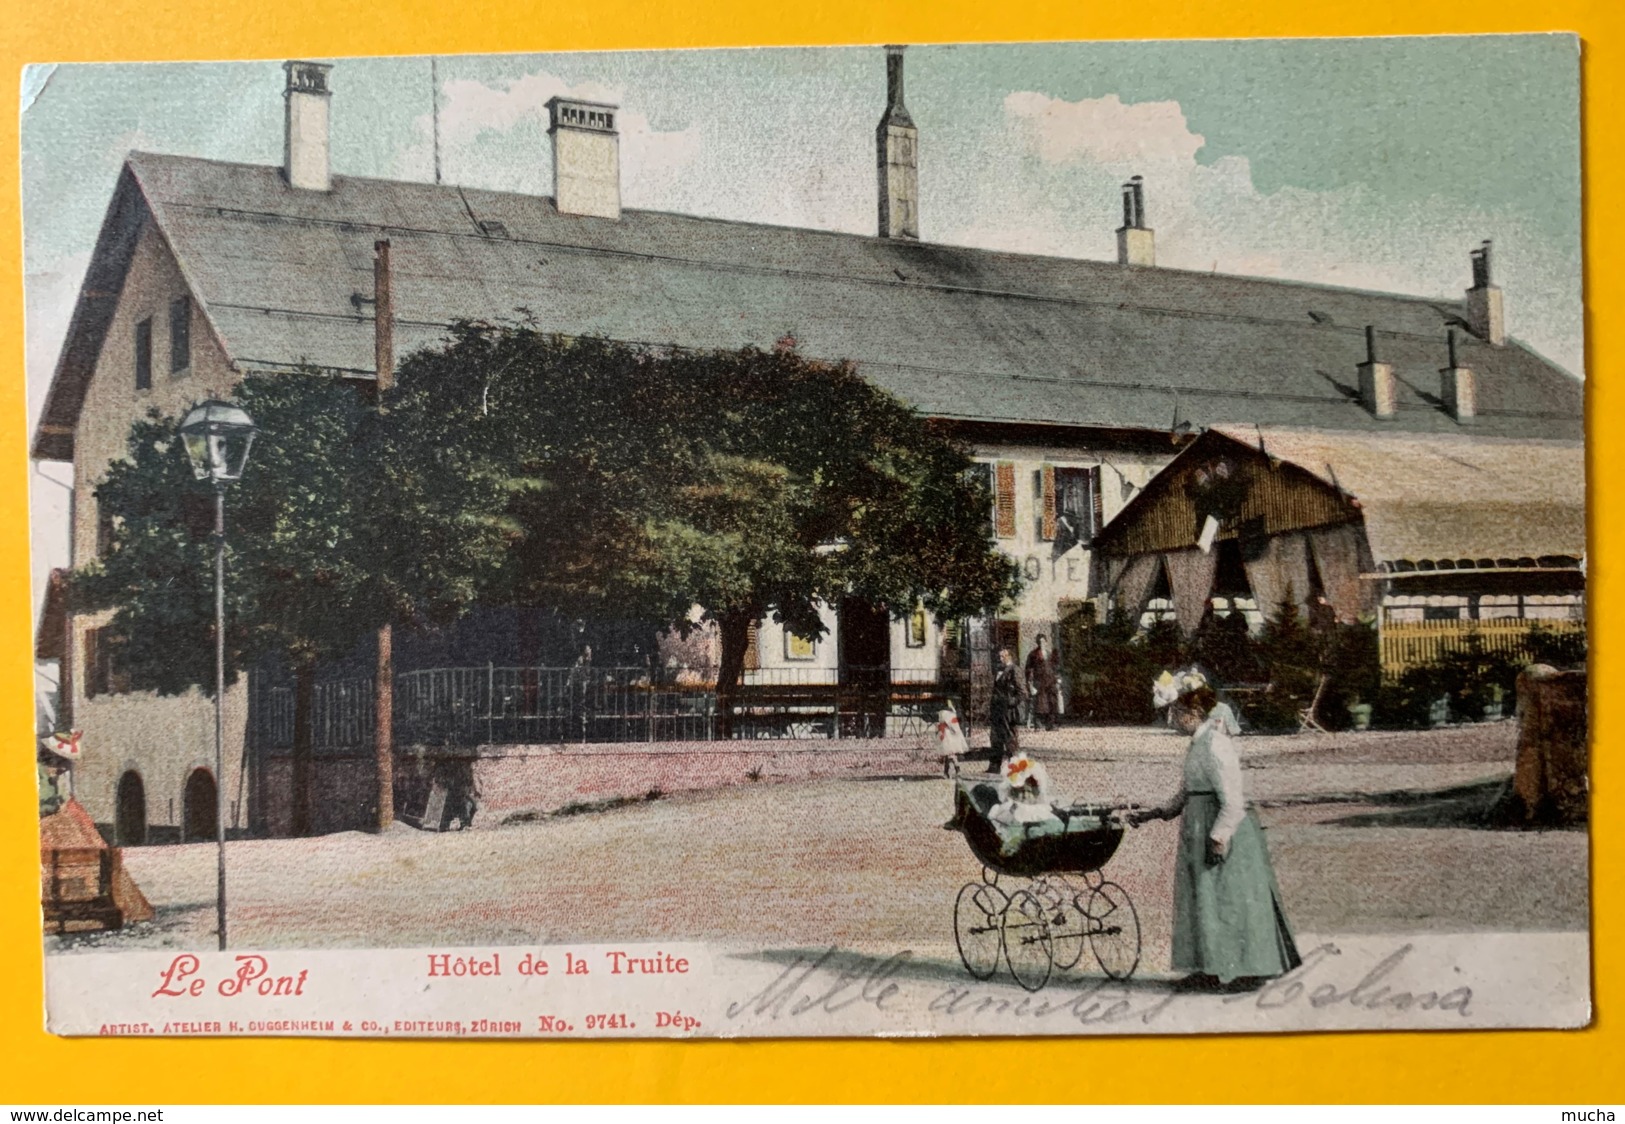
[1131,684,1301,990]
[986,648,1025,772]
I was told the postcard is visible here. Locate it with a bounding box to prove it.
[25,36,1589,1037]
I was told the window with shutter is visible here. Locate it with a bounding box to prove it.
[1054,467,1094,550]
[966,462,994,538]
[84,628,107,698]
[1040,465,1057,541]
[96,504,116,558]
[1090,465,1105,538]
[994,462,1017,539]
[83,627,130,696]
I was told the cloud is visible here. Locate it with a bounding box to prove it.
[934,92,1582,375]
[1004,91,1205,168]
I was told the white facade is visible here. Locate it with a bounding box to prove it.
[969,442,1168,653]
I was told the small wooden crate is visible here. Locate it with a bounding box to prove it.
[41,846,126,934]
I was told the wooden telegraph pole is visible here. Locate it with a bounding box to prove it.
[373,239,395,831]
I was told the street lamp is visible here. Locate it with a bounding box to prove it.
[179,400,257,950]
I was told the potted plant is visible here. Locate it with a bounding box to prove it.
[1482,683,1505,721]
[1347,698,1373,731]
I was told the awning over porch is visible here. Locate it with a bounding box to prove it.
[1212,426,1585,573]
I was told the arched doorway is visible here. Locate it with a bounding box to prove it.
[183,768,217,843]
[115,771,146,846]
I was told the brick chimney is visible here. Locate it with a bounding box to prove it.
[1465,239,1506,346]
[1116,176,1154,266]
[1440,328,1477,423]
[877,45,919,240]
[1358,325,1396,419]
[283,61,333,192]
[546,97,621,220]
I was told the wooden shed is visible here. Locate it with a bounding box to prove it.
[1091,427,1585,673]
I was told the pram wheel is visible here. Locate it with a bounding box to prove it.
[1002,889,1054,992]
[954,881,1007,981]
[1049,893,1088,971]
[1085,881,1141,980]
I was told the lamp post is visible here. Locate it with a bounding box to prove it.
[179,400,257,951]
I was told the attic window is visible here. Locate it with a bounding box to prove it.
[479,220,510,239]
[134,318,153,391]
[170,296,191,373]
[1308,310,1333,325]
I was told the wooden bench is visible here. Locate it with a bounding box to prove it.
[726,681,956,739]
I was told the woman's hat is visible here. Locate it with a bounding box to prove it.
[1153,666,1208,708]
[1004,753,1036,786]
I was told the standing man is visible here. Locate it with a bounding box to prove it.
[1025,635,1060,732]
[566,644,596,742]
[988,648,1025,771]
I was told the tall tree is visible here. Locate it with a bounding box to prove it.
[73,372,511,833]
[410,325,1023,733]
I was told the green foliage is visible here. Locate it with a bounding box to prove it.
[407,325,1023,669]
[72,371,513,694]
[1242,594,1318,732]
[78,325,1022,704]
[1317,620,1383,730]
[1525,622,1587,668]
[1060,607,1171,724]
[1374,632,1521,728]
[1190,609,1262,686]
[1060,594,1384,733]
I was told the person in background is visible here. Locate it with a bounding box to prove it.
[1024,635,1060,732]
[565,643,595,742]
[987,647,1025,772]
[1130,681,1302,991]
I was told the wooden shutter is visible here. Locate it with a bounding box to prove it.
[84,628,106,698]
[743,620,760,671]
[1089,465,1105,539]
[994,462,1017,539]
[1040,465,1057,541]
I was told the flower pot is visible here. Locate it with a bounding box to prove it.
[1348,703,1372,731]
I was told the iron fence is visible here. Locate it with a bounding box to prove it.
[250,664,968,749]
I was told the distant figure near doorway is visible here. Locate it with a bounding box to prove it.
[1025,636,1060,731]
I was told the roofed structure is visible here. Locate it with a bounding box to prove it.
[1092,426,1584,638]
[32,151,1585,461]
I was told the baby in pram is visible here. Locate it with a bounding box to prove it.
[990,752,1060,825]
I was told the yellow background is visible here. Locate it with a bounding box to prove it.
[0,0,1617,1104]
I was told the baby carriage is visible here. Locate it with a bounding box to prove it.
[947,773,1141,992]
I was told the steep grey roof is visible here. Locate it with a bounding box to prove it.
[33,151,1585,460]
